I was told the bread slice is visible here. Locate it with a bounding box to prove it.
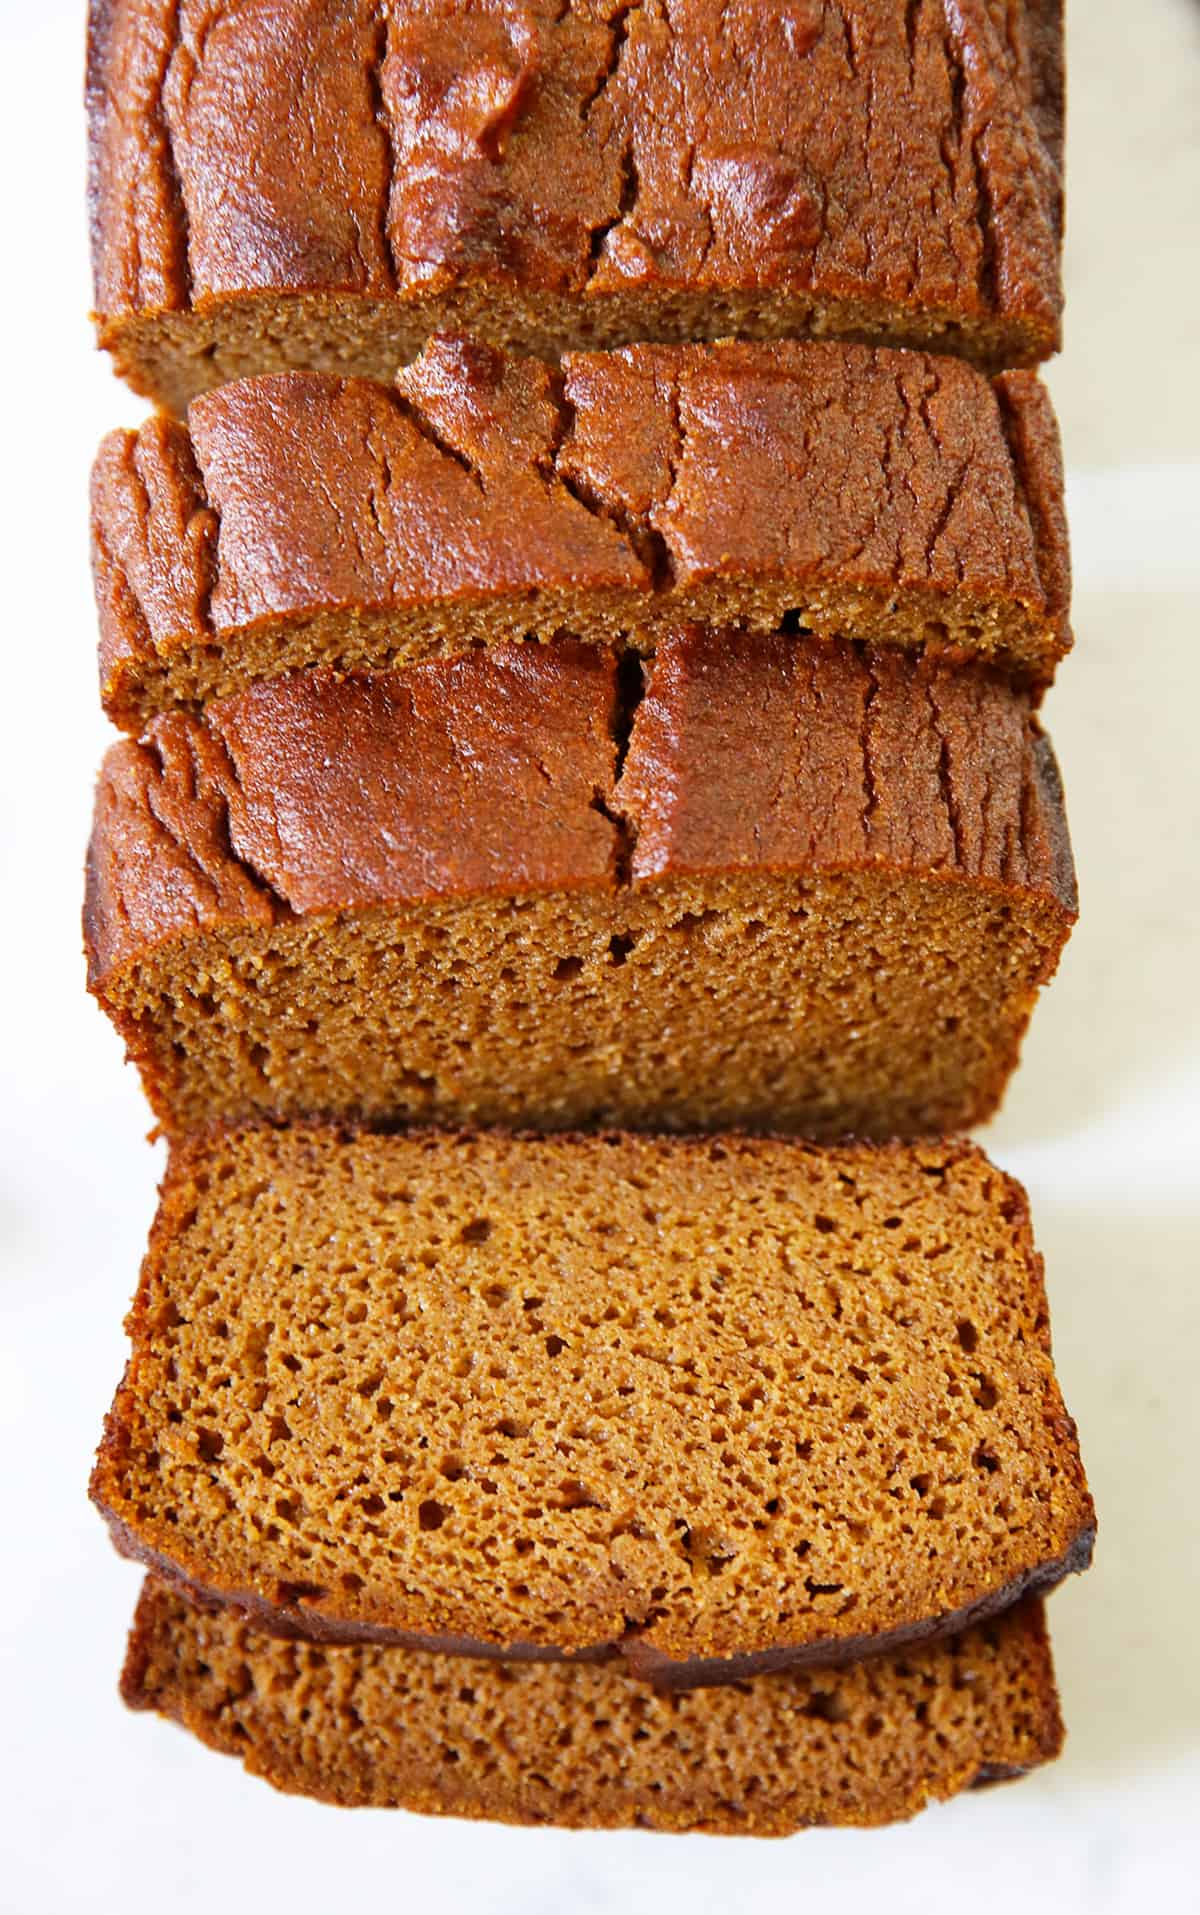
[122,1578,1064,1831]
[84,630,1075,1142]
[88,1,1064,411]
[92,336,1070,730]
[92,1126,1094,1683]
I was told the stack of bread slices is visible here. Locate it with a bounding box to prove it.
[85,0,1094,1835]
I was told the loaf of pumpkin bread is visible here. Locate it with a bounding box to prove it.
[85,630,1075,1142]
[93,1126,1094,1682]
[92,335,1070,731]
[88,0,1064,412]
[123,1578,1064,1831]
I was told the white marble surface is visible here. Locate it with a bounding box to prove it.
[0,2,1197,1908]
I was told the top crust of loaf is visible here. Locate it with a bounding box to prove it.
[622,627,1077,906]
[88,0,1064,391]
[91,337,1071,730]
[83,630,1076,990]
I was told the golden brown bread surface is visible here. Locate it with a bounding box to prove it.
[92,336,1070,730]
[84,631,1076,1141]
[92,1126,1094,1676]
[88,0,1064,409]
[123,1578,1064,1831]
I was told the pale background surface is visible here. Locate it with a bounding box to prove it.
[0,1,1197,1909]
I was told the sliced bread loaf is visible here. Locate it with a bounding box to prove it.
[122,1578,1064,1831]
[93,1126,1094,1682]
[85,630,1075,1142]
[92,336,1070,730]
[89,0,1063,411]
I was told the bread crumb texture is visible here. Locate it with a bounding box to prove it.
[122,1578,1064,1830]
[93,1127,1094,1671]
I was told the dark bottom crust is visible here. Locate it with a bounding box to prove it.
[99,1499,1094,1692]
[970,1761,1040,1789]
[119,1579,1063,1833]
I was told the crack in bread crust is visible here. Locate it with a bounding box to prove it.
[92,337,1071,730]
[83,632,1075,1140]
[88,1,1065,410]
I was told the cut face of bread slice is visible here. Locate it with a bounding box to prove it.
[84,632,1076,1142]
[89,2,1064,411]
[92,1127,1095,1681]
[91,337,1070,731]
[122,1579,1065,1832]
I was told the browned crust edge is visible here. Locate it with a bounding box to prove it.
[95,1496,1093,1691]
[81,679,1079,1000]
[82,848,1079,1001]
[86,5,1065,383]
[1027,726,1079,923]
[995,370,1073,655]
[1024,0,1067,191]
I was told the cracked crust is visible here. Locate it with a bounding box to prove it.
[84,638,620,988]
[121,1578,1064,1830]
[92,336,1071,731]
[85,629,1075,991]
[83,631,1076,1139]
[88,1,1065,408]
[623,628,1077,915]
[91,1125,1094,1673]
